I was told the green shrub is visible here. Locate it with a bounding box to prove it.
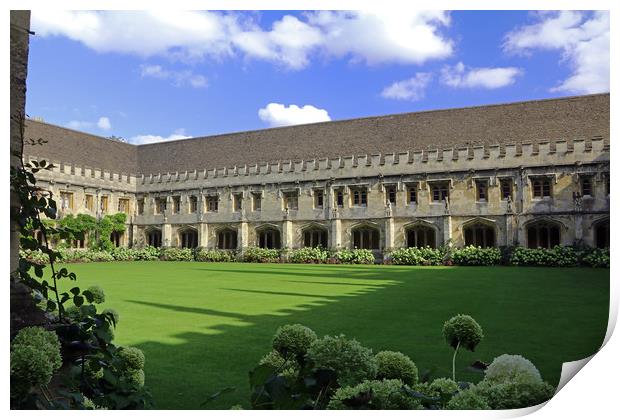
[446,388,490,410]
[472,379,555,409]
[242,247,281,263]
[11,326,62,371]
[19,249,50,265]
[10,345,56,399]
[582,247,610,268]
[117,347,145,371]
[135,245,161,261]
[160,247,195,261]
[289,247,330,264]
[102,308,120,324]
[374,351,418,385]
[327,379,423,410]
[110,247,137,261]
[510,246,579,267]
[451,246,501,266]
[195,248,235,262]
[387,247,444,266]
[124,369,145,388]
[272,324,317,357]
[334,249,375,264]
[428,377,460,397]
[307,334,377,386]
[258,350,300,380]
[484,354,542,385]
[85,285,106,304]
[442,314,484,351]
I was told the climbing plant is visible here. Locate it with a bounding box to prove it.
[10,113,153,409]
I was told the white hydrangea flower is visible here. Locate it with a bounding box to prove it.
[484,354,543,384]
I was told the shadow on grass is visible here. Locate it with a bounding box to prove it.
[122,265,609,410]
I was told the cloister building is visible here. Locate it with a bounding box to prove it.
[23,93,610,255]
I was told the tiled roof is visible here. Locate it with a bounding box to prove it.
[24,93,609,175]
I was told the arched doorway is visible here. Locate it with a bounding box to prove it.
[146,229,162,248]
[302,226,328,248]
[217,228,238,249]
[257,226,281,249]
[405,224,436,248]
[526,219,561,249]
[351,225,381,249]
[179,228,198,248]
[463,221,496,247]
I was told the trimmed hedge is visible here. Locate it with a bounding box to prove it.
[387,247,444,266]
[18,245,609,267]
[334,249,375,264]
[288,247,330,264]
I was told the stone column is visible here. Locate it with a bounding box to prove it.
[162,223,172,248]
[238,221,248,250]
[131,224,139,247]
[198,223,209,248]
[443,215,452,247]
[574,214,583,245]
[384,217,394,250]
[330,218,342,249]
[282,219,293,249]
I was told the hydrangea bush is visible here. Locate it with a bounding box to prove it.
[374,351,418,385]
[484,354,543,385]
[334,249,375,264]
[242,247,281,263]
[272,324,318,358]
[387,247,444,266]
[451,246,501,266]
[327,379,423,410]
[307,334,377,386]
[288,247,330,264]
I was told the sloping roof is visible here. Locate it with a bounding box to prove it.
[23,119,138,174]
[24,93,610,176]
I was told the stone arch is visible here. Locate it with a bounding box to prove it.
[592,217,610,248]
[403,220,438,248]
[299,222,329,248]
[178,226,198,249]
[350,221,382,250]
[461,217,497,248]
[215,226,238,250]
[144,227,162,248]
[524,218,562,249]
[255,224,281,249]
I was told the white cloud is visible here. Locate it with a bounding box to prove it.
[503,11,609,94]
[307,10,453,65]
[258,103,331,127]
[440,62,522,89]
[66,116,111,131]
[97,116,112,130]
[129,129,191,145]
[140,64,208,88]
[233,15,324,70]
[381,73,432,101]
[32,10,454,70]
[67,120,93,130]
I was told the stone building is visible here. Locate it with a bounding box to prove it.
[24,93,610,255]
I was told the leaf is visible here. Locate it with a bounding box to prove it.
[46,300,57,312]
[73,295,84,307]
[249,364,277,388]
[70,287,80,296]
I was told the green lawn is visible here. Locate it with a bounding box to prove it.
[58,262,609,409]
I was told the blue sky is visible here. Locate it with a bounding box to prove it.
[25,10,609,144]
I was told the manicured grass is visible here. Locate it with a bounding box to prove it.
[58,262,608,409]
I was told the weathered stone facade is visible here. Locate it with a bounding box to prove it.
[24,94,610,254]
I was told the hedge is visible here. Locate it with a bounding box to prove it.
[19,245,609,268]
